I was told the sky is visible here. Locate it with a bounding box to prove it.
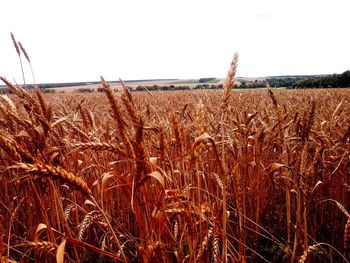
[0,0,349,84]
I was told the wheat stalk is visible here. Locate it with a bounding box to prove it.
[17,41,36,85]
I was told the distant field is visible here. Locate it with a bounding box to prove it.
[50,79,179,92]
[49,78,237,92]
[170,78,223,85]
[0,84,349,262]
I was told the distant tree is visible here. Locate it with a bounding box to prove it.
[294,70,350,88]
[339,70,350,87]
[41,88,56,93]
[199,78,216,83]
[160,85,169,90]
[135,86,144,91]
[148,85,159,91]
[240,81,247,88]
[0,88,13,94]
[76,87,94,93]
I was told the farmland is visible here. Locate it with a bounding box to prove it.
[0,75,349,262]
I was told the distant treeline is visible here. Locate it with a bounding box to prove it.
[266,77,305,88]
[267,70,350,88]
[133,84,224,91]
[70,84,224,93]
[0,87,56,94]
[294,70,350,88]
[239,80,266,89]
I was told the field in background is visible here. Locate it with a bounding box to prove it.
[0,84,349,262]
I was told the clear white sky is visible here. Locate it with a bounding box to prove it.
[0,0,349,83]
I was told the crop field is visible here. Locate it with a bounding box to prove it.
[0,74,349,262]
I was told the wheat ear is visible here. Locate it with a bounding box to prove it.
[344,218,350,251]
[18,41,36,84]
[78,211,100,240]
[25,241,58,252]
[12,163,92,195]
[0,256,17,263]
[73,142,126,156]
[10,33,25,84]
[221,52,238,111]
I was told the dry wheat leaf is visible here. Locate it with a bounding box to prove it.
[290,189,298,195]
[149,157,157,171]
[16,130,31,138]
[269,163,291,173]
[51,116,69,128]
[34,223,48,242]
[84,199,96,207]
[332,100,343,117]
[56,238,66,263]
[147,171,165,189]
[50,152,60,163]
[107,161,118,168]
[311,180,323,193]
[192,133,214,151]
[34,125,45,144]
[101,172,114,191]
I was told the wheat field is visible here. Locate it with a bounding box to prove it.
[0,71,349,262]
